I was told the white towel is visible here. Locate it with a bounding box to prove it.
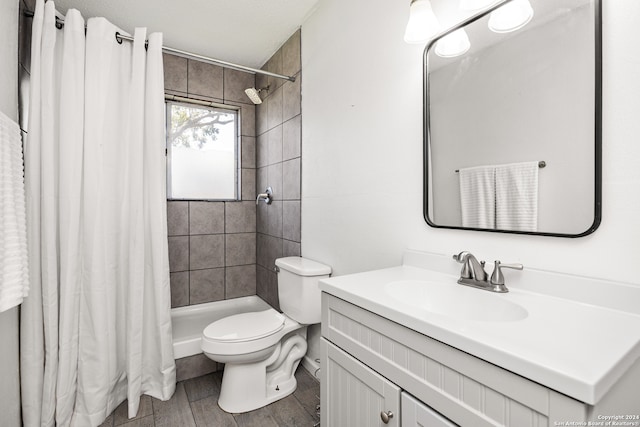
[459,165,495,229]
[495,161,539,232]
[0,111,29,312]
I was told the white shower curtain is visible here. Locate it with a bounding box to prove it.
[21,1,175,426]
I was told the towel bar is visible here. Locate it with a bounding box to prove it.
[455,160,546,173]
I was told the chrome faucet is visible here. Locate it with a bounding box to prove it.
[452,251,487,282]
[256,187,273,205]
[453,251,523,293]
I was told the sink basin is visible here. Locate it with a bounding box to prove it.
[384,280,528,322]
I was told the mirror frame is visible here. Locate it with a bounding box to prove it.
[423,0,602,238]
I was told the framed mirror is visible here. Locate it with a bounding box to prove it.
[424,0,601,237]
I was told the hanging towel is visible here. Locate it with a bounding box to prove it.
[459,165,496,228]
[495,161,539,232]
[0,111,29,312]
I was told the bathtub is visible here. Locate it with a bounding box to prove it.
[171,296,271,359]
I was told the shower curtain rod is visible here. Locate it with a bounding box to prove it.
[23,9,297,83]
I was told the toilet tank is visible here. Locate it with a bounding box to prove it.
[275,257,331,324]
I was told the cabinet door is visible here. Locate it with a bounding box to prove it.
[402,392,457,427]
[322,338,401,426]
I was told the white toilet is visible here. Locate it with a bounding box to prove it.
[201,256,331,413]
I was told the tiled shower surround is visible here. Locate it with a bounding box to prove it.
[163,53,258,308]
[163,31,303,380]
[256,30,303,310]
[164,29,302,309]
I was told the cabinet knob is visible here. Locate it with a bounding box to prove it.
[380,410,394,424]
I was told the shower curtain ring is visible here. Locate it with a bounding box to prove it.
[115,32,123,44]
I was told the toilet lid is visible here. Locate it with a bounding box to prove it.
[203,309,286,343]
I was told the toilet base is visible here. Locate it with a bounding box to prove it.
[218,363,299,413]
[217,332,307,413]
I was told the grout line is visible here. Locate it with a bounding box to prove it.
[185,58,189,95]
[223,201,227,300]
[183,265,226,271]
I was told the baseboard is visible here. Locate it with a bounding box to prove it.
[301,355,321,381]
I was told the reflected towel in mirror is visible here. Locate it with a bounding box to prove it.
[459,165,496,229]
[495,161,539,232]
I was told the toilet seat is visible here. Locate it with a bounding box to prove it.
[204,309,285,343]
[202,309,297,358]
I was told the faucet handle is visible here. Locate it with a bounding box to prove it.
[452,252,469,263]
[256,187,273,205]
[490,260,523,286]
[453,252,471,278]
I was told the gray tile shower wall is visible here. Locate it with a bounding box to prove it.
[164,53,258,308]
[256,30,302,310]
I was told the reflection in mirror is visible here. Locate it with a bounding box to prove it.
[424,0,601,237]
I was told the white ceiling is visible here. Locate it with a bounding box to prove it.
[51,0,320,69]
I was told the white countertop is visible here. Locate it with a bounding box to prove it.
[318,250,640,405]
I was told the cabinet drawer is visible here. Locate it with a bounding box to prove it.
[322,293,585,426]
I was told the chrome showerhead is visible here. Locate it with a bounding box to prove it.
[244,86,269,104]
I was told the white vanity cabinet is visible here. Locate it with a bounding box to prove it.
[322,336,456,427]
[321,293,589,427]
[322,338,401,426]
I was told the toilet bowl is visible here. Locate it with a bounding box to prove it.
[201,256,331,413]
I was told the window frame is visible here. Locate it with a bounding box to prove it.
[165,98,242,202]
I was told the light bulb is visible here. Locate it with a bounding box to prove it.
[404,0,441,44]
[435,28,471,58]
[488,0,534,33]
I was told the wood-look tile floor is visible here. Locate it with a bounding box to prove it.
[99,367,320,427]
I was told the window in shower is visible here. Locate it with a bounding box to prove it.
[166,100,240,200]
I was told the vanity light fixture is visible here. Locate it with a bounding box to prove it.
[404,0,441,44]
[488,0,534,33]
[435,28,471,58]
